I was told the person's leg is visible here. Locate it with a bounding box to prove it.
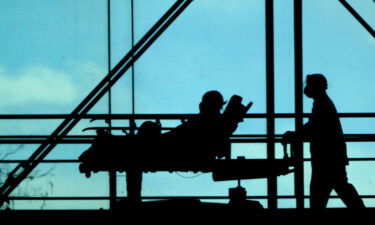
[333,167,365,208]
[310,169,333,210]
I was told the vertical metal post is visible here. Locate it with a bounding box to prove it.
[107,0,117,210]
[109,170,117,209]
[265,0,277,210]
[294,0,304,209]
[131,0,135,114]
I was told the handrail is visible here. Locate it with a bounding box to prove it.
[2,158,375,164]
[1,134,375,144]
[2,134,375,144]
[5,195,375,201]
[1,113,375,119]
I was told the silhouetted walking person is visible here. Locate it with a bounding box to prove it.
[283,74,365,210]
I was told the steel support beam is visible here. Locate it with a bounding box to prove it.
[339,0,375,38]
[294,0,305,210]
[266,0,277,210]
[106,0,117,210]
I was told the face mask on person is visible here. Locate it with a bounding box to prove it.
[304,85,314,98]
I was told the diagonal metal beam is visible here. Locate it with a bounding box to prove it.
[0,0,193,205]
[339,0,375,38]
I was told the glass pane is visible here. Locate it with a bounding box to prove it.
[0,0,108,114]
[341,118,375,134]
[277,173,295,196]
[0,0,110,210]
[232,143,267,159]
[278,199,296,209]
[274,0,295,113]
[346,0,375,28]
[7,163,109,210]
[303,0,375,113]
[346,161,375,198]
[134,0,265,114]
[110,0,133,114]
[9,200,108,210]
[347,142,375,158]
[235,119,266,135]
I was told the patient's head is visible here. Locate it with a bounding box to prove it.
[137,121,161,136]
[199,90,226,115]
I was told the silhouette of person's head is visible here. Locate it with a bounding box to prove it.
[199,90,226,115]
[137,121,161,136]
[304,74,328,99]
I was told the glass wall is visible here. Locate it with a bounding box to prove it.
[0,0,374,210]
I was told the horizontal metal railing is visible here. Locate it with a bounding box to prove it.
[5,195,375,201]
[2,134,375,144]
[1,113,375,207]
[1,113,375,119]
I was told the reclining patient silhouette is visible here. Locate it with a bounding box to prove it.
[79,91,254,203]
[79,90,292,205]
[126,91,241,203]
[129,91,252,203]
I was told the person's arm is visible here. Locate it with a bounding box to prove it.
[282,117,313,144]
[298,119,313,139]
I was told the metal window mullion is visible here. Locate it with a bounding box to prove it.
[294,0,304,210]
[107,0,117,210]
[131,0,135,115]
[266,0,277,210]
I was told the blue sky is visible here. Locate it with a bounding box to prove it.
[0,0,374,209]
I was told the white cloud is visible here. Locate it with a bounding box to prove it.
[75,61,106,83]
[0,65,78,106]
